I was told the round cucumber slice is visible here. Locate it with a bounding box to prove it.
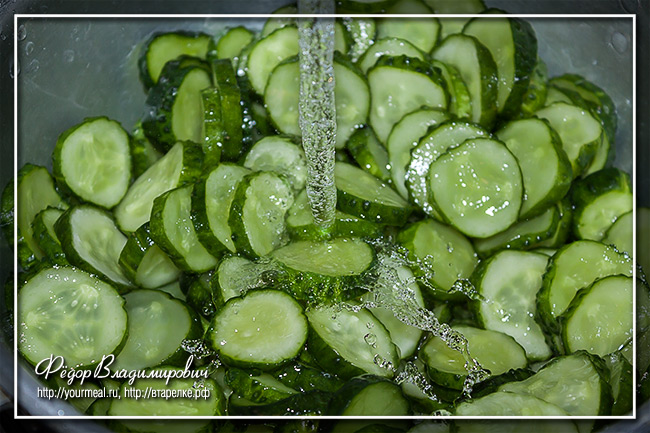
[208,289,308,370]
[18,266,127,368]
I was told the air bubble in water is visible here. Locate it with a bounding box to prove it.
[63,49,75,63]
[24,41,33,55]
[17,24,26,41]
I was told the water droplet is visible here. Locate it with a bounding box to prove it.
[24,41,34,55]
[364,333,377,348]
[17,24,26,41]
[25,59,39,74]
[611,31,628,54]
[63,49,75,63]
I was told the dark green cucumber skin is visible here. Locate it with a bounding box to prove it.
[228,390,332,416]
[272,362,344,394]
[142,58,212,153]
[211,58,245,161]
[570,167,631,239]
[54,205,132,293]
[327,375,411,416]
[52,116,132,208]
[469,367,535,399]
[149,185,213,273]
[130,122,162,178]
[346,126,390,182]
[539,198,573,249]
[10,165,68,271]
[225,367,296,404]
[185,270,217,319]
[138,31,211,90]
[117,222,156,284]
[516,58,548,119]
[190,171,228,258]
[31,208,68,266]
[336,188,414,227]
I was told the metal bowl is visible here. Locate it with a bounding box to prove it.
[0,0,647,431]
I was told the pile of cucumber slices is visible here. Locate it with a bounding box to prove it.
[4,0,649,432]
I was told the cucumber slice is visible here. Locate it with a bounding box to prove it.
[368,55,448,143]
[264,55,370,149]
[328,376,411,416]
[603,210,632,255]
[243,136,307,192]
[420,325,527,390]
[18,266,127,368]
[571,167,632,241]
[536,240,633,332]
[52,117,131,209]
[386,108,449,199]
[150,185,217,273]
[347,126,391,182]
[31,207,67,265]
[335,162,412,225]
[306,304,399,379]
[377,0,439,53]
[427,138,523,238]
[398,219,478,301]
[184,270,216,318]
[496,118,572,219]
[229,171,294,258]
[191,163,250,256]
[4,165,68,270]
[362,265,425,359]
[537,198,573,249]
[605,350,633,416]
[471,250,552,361]
[210,58,245,161]
[228,390,331,417]
[286,190,381,241]
[561,275,633,357]
[216,26,255,62]
[432,34,498,128]
[274,362,344,394]
[456,391,571,416]
[226,367,299,404]
[342,17,377,62]
[200,87,224,166]
[358,37,424,74]
[516,57,548,118]
[138,31,211,89]
[406,121,490,218]
[473,205,560,259]
[118,222,180,289]
[499,351,613,416]
[248,26,299,95]
[431,60,472,119]
[143,60,213,153]
[108,366,224,416]
[114,141,203,233]
[272,237,375,303]
[55,205,132,289]
[463,16,537,117]
[112,289,202,371]
[208,289,308,370]
[261,5,298,37]
[211,255,273,306]
[130,121,162,178]
[534,102,602,178]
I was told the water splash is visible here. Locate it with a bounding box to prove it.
[360,240,490,396]
[298,0,337,231]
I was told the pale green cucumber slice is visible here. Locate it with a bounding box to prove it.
[386,107,449,199]
[208,289,308,369]
[427,138,523,238]
[247,26,299,95]
[243,136,307,192]
[112,289,202,371]
[18,266,127,368]
[603,210,632,256]
[535,102,602,178]
[377,0,439,53]
[406,121,489,217]
[561,275,633,357]
[472,250,552,361]
[53,117,131,209]
[368,56,447,143]
[358,37,424,74]
[496,118,573,219]
[456,391,571,416]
